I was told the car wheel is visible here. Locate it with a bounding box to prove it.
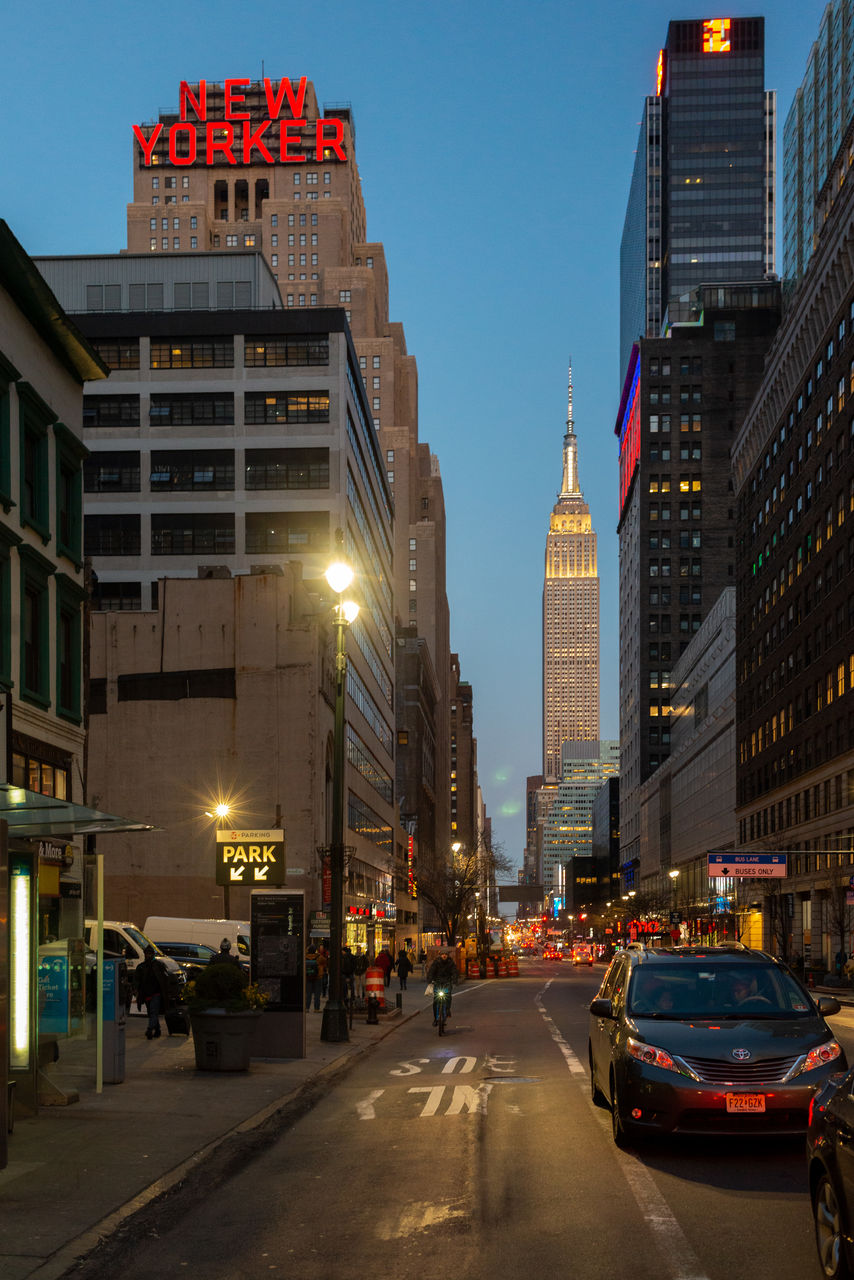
[610,1077,631,1148]
[814,1172,853,1280]
[589,1046,607,1108]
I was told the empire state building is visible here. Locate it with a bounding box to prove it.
[543,367,600,782]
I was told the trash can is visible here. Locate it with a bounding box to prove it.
[102,958,126,1084]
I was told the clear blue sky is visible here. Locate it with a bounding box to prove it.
[2,0,823,871]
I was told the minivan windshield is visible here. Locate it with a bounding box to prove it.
[124,924,164,955]
[627,962,814,1019]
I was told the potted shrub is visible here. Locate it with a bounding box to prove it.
[185,962,268,1071]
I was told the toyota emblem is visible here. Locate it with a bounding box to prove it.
[731,1048,751,1061]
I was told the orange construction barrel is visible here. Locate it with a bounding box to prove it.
[507,955,518,976]
[467,959,480,979]
[497,957,508,977]
[365,966,385,1009]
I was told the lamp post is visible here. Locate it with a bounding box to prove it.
[321,559,359,1044]
[205,802,232,917]
[669,868,681,943]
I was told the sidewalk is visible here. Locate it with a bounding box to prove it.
[0,998,419,1280]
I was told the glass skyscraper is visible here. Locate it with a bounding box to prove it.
[619,17,775,380]
[783,0,854,285]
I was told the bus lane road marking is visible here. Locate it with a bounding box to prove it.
[535,979,710,1280]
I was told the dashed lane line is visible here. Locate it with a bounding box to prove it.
[535,980,711,1280]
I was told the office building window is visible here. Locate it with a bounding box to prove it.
[151,513,235,556]
[150,338,234,369]
[245,510,329,554]
[83,451,141,493]
[56,576,84,721]
[19,386,52,541]
[83,395,140,428]
[149,394,234,426]
[19,547,52,708]
[150,449,235,491]
[244,392,329,424]
[84,514,141,556]
[245,447,329,490]
[244,335,329,367]
[91,581,142,612]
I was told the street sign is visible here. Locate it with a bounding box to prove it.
[216,829,285,886]
[708,853,787,879]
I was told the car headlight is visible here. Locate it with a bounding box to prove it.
[626,1036,683,1075]
[798,1040,843,1075]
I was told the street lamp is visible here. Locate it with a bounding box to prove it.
[321,557,359,1044]
[204,801,232,916]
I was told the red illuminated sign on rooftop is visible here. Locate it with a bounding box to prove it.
[132,78,348,167]
[702,18,731,53]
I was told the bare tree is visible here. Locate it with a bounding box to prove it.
[417,835,514,946]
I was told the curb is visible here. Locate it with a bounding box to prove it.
[30,1008,423,1280]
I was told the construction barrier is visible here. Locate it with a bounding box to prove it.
[467,960,480,980]
[365,966,385,1009]
[507,955,518,976]
[497,957,508,978]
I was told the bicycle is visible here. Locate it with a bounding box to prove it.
[434,986,449,1036]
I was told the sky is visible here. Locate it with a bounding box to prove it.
[1,0,826,874]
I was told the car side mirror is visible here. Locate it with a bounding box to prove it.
[817,996,842,1017]
[590,996,614,1018]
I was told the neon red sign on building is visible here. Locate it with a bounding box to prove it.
[615,344,641,520]
[132,78,348,166]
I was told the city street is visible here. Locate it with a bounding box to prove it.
[85,958,841,1280]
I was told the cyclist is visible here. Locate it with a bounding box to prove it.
[426,949,458,1025]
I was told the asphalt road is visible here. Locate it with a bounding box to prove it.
[101,959,832,1280]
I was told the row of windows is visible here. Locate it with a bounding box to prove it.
[92,334,330,370]
[649,415,703,432]
[84,448,330,493]
[84,511,329,558]
[648,356,703,378]
[743,656,854,763]
[83,391,330,428]
[0,546,83,719]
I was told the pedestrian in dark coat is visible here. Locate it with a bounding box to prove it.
[135,946,169,1039]
[341,945,356,1000]
[375,946,393,987]
[353,947,369,997]
[395,948,413,991]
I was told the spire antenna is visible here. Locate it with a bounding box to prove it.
[567,358,574,433]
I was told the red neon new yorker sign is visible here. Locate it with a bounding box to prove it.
[132,78,348,167]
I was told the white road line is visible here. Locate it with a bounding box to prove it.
[535,981,586,1075]
[356,1090,384,1119]
[536,981,711,1280]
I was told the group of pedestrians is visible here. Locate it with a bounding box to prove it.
[303,941,418,1009]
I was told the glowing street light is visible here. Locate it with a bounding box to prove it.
[321,550,359,1044]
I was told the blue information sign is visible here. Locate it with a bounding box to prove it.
[707,853,787,879]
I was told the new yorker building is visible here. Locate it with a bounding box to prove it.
[615,283,781,881]
[620,16,775,379]
[126,75,454,895]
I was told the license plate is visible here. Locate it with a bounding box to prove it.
[726,1093,766,1113]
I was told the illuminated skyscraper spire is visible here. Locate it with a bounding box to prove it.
[542,364,600,783]
[560,360,580,497]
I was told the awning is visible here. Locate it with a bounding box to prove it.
[0,783,155,839]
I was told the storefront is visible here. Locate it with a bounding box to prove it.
[1,784,152,1153]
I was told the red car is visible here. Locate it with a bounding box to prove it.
[543,946,562,960]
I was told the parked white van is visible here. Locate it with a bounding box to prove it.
[83,920,187,1003]
[143,917,251,962]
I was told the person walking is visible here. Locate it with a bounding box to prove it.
[375,945,393,988]
[317,943,329,998]
[354,947,368,998]
[207,938,241,966]
[395,948,413,991]
[305,944,322,1011]
[341,945,356,1001]
[135,945,169,1040]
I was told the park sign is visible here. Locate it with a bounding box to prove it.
[216,829,285,886]
[132,78,348,167]
[707,852,787,879]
